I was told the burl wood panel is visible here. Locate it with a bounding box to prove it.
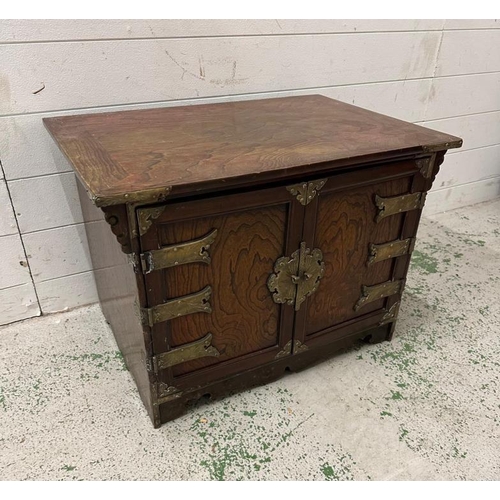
[305,176,411,335]
[152,205,288,378]
[43,95,462,206]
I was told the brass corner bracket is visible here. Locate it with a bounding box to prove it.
[137,205,167,236]
[416,155,436,179]
[286,179,327,205]
[274,339,309,359]
[379,302,401,326]
[293,340,309,354]
[275,340,293,359]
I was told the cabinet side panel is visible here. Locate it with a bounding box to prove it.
[76,180,154,422]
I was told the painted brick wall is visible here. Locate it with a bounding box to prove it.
[1,19,499,325]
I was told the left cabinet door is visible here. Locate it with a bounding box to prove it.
[137,186,303,392]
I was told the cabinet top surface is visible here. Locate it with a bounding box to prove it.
[44,95,461,206]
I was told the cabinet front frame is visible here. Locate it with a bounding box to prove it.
[135,155,433,394]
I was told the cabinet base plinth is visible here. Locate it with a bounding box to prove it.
[156,324,390,427]
[362,327,391,344]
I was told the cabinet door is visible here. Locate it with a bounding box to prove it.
[293,160,419,349]
[138,186,303,392]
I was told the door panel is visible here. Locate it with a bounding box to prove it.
[293,160,418,346]
[304,176,410,335]
[139,187,303,388]
[160,206,286,376]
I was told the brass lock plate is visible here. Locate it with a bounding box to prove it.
[267,242,325,311]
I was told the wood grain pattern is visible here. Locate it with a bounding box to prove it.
[151,205,288,378]
[43,95,461,206]
[304,176,411,335]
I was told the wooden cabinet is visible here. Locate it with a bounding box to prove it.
[44,95,462,427]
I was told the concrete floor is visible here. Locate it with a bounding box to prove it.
[1,199,499,480]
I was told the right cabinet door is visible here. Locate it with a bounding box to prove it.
[294,160,420,349]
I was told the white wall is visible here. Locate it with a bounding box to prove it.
[1,19,499,325]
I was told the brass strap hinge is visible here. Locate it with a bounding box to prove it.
[140,286,212,327]
[367,238,415,266]
[374,192,426,223]
[140,229,218,274]
[267,241,325,311]
[354,279,404,311]
[147,333,221,373]
[286,179,327,205]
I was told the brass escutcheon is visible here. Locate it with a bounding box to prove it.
[267,242,325,311]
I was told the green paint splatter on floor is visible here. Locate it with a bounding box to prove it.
[451,446,467,459]
[183,387,362,480]
[399,428,409,441]
[390,391,404,400]
[321,463,339,480]
[59,350,127,372]
[0,389,5,411]
[405,284,426,296]
[410,250,439,274]
[479,306,490,317]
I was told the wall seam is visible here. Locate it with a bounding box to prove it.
[0,160,42,313]
[2,70,500,119]
[1,26,500,45]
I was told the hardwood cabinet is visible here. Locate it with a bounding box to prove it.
[44,95,462,427]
